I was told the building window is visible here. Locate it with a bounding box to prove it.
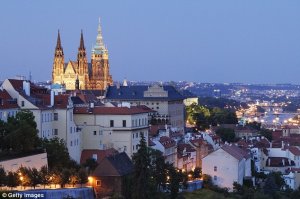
[214,176,217,181]
[136,144,139,150]
[70,141,73,146]
[132,134,134,139]
[54,113,58,121]
[110,120,114,127]
[214,166,217,172]
[123,120,126,127]
[133,145,135,150]
[54,129,58,136]
[70,127,72,134]
[21,101,25,107]
[96,180,101,186]
[136,132,138,138]
[139,119,141,126]
[94,131,97,135]
[99,130,103,135]
[140,132,144,137]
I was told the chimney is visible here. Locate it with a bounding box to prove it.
[23,81,30,96]
[282,159,285,166]
[281,141,284,149]
[50,90,55,107]
[90,102,94,108]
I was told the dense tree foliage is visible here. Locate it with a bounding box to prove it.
[186,103,238,131]
[0,111,41,153]
[216,128,236,143]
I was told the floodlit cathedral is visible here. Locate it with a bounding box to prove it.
[52,20,113,90]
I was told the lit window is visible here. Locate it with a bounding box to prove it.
[96,180,101,186]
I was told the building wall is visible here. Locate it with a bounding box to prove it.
[202,149,240,190]
[0,153,48,172]
[168,100,185,131]
[0,108,18,122]
[74,113,149,158]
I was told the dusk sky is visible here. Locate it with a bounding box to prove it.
[1,1,300,84]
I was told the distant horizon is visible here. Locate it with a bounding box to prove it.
[2,77,300,87]
[1,1,300,84]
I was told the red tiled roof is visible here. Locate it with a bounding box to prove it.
[221,144,250,161]
[159,136,176,149]
[266,157,295,167]
[288,146,300,156]
[54,95,69,109]
[177,143,196,153]
[74,106,154,115]
[0,89,19,109]
[80,148,117,165]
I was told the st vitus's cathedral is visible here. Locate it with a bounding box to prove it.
[52,20,113,90]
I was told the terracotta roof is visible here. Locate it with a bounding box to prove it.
[54,94,69,109]
[149,125,166,136]
[266,157,295,167]
[177,143,196,153]
[0,89,19,109]
[80,148,117,165]
[288,146,300,156]
[74,106,154,115]
[159,136,176,149]
[221,144,251,161]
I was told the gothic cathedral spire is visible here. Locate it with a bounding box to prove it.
[77,30,88,76]
[52,30,65,84]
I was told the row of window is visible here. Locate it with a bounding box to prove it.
[131,118,148,127]
[132,132,144,139]
[41,113,58,123]
[0,111,17,120]
[70,138,79,147]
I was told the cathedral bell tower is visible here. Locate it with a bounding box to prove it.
[52,30,65,84]
[90,18,112,89]
[77,31,88,75]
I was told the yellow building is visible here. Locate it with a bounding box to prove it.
[52,19,113,90]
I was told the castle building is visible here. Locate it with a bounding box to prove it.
[52,20,113,90]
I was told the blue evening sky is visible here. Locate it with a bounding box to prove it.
[0,0,300,84]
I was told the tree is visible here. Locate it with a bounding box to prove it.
[50,170,61,188]
[6,171,20,190]
[216,127,236,143]
[69,169,79,187]
[0,167,6,188]
[83,158,98,175]
[193,167,202,179]
[132,134,152,199]
[149,149,167,191]
[264,174,278,196]
[168,164,180,199]
[42,138,71,170]
[78,168,88,187]
[259,129,272,141]
[40,166,51,188]
[27,168,41,189]
[60,169,71,188]
[202,174,213,189]
[4,110,40,152]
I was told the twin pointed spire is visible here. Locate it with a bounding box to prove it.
[55,30,64,57]
[79,30,85,50]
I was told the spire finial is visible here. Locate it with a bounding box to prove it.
[79,30,85,50]
[56,29,62,49]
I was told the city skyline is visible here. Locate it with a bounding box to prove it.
[1,0,300,84]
